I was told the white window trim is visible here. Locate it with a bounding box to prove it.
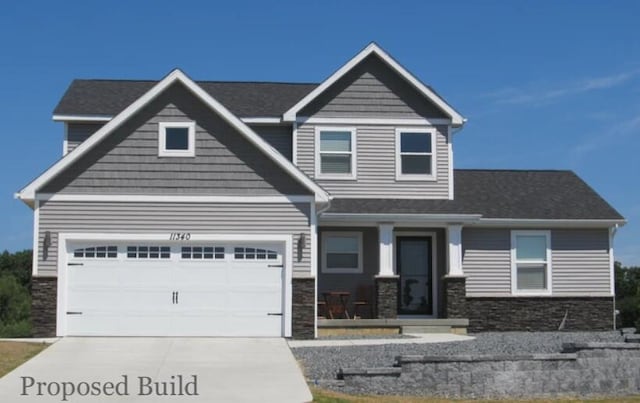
[314,126,357,180]
[395,127,437,181]
[321,231,363,274]
[510,230,552,296]
[158,121,196,157]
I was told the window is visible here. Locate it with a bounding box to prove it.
[127,246,171,259]
[321,232,363,273]
[395,128,435,180]
[158,122,195,157]
[234,247,278,260]
[315,127,356,179]
[73,246,117,259]
[511,231,552,295]
[181,246,225,260]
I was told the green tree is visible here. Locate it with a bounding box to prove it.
[615,261,640,329]
[0,249,32,288]
[0,274,31,337]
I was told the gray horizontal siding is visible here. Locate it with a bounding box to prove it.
[462,228,512,296]
[296,123,449,197]
[37,201,311,277]
[300,54,448,119]
[42,83,309,196]
[249,124,292,161]
[551,229,610,295]
[67,123,104,153]
[462,228,612,297]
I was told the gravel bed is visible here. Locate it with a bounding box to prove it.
[291,331,624,382]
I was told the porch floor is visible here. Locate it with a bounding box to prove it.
[317,318,469,336]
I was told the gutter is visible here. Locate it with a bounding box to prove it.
[319,213,482,224]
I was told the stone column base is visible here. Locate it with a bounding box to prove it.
[32,277,57,337]
[291,277,315,339]
[443,275,467,319]
[375,276,399,319]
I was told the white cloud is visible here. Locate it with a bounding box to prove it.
[568,113,640,165]
[483,69,640,106]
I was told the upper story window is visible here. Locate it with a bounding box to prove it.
[321,231,363,274]
[315,127,356,180]
[158,122,195,157]
[395,128,435,181]
[510,230,552,295]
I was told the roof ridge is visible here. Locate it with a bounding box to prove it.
[73,78,319,86]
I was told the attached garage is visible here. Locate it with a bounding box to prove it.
[56,234,292,337]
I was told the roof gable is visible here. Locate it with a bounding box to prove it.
[18,70,329,202]
[283,43,465,125]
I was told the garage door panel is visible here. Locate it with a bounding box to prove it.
[65,240,286,337]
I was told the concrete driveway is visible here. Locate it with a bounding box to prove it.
[0,338,312,402]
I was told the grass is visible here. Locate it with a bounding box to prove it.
[311,387,640,402]
[0,341,49,378]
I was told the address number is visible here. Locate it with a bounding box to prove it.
[169,232,191,241]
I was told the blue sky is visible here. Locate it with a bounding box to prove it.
[1,1,638,265]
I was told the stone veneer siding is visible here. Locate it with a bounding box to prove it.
[443,276,467,319]
[31,277,57,337]
[292,278,315,339]
[467,296,614,332]
[375,276,398,319]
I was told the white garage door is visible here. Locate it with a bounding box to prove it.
[64,241,285,336]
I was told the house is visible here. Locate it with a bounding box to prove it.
[16,43,625,339]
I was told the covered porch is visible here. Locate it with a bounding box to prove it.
[314,213,479,334]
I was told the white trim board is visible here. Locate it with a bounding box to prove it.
[53,114,286,125]
[19,69,329,203]
[55,232,293,337]
[35,194,314,203]
[296,117,451,126]
[283,42,465,126]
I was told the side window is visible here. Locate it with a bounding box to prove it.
[158,122,196,157]
[321,232,363,274]
[315,128,356,179]
[511,231,552,295]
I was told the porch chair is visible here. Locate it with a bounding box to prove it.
[353,284,374,319]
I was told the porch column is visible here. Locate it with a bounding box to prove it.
[444,225,467,319]
[375,223,398,319]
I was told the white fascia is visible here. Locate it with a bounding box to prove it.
[18,69,330,203]
[475,218,627,228]
[282,42,466,126]
[320,213,482,224]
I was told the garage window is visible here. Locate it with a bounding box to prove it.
[73,246,117,259]
[181,246,225,260]
[234,247,278,260]
[127,246,171,259]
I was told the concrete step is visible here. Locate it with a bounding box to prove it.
[621,327,637,335]
[402,325,452,334]
[625,334,640,343]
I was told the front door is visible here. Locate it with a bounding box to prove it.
[397,236,433,315]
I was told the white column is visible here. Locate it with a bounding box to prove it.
[447,225,464,276]
[378,223,395,276]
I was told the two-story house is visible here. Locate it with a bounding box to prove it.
[17,43,625,339]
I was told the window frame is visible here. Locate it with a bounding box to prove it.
[314,126,357,180]
[395,127,437,181]
[510,230,552,296]
[158,121,196,157]
[321,231,363,274]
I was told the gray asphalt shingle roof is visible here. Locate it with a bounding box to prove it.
[53,79,319,117]
[327,170,624,220]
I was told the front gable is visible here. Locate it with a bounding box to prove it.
[300,54,448,119]
[41,82,309,196]
[18,70,329,202]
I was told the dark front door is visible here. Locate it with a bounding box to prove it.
[397,236,433,315]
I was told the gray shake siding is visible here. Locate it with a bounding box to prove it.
[299,54,448,119]
[67,123,104,153]
[37,200,311,277]
[296,123,449,197]
[42,83,309,196]
[462,228,611,297]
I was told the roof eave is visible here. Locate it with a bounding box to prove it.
[474,218,627,228]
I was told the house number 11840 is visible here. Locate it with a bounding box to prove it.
[169,233,191,240]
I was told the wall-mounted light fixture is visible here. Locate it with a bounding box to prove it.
[297,233,306,262]
[43,231,51,261]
